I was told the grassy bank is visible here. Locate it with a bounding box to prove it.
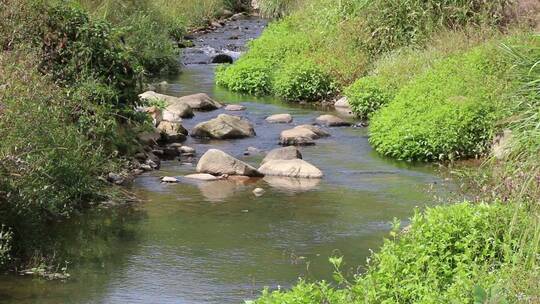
[215,0,540,302]
[0,0,247,271]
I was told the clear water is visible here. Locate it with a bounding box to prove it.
[0,64,458,304]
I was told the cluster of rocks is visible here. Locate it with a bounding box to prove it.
[162,146,323,186]
[130,91,357,196]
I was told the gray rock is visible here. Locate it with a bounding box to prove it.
[157,121,188,143]
[315,114,351,127]
[262,146,302,165]
[224,104,246,111]
[334,97,350,108]
[180,146,196,154]
[178,93,223,111]
[162,176,179,183]
[258,159,323,178]
[196,149,263,177]
[191,114,256,139]
[137,130,161,146]
[253,188,265,197]
[266,113,293,124]
[294,125,330,138]
[107,173,125,185]
[185,173,221,181]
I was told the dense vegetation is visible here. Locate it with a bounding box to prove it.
[215,0,540,303]
[0,0,245,270]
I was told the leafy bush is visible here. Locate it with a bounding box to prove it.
[273,59,336,101]
[345,76,394,119]
[354,202,530,303]
[369,45,510,161]
[215,58,273,95]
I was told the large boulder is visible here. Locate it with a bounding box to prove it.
[196,149,263,177]
[178,93,223,111]
[139,91,179,104]
[315,114,351,127]
[191,114,256,139]
[258,159,323,178]
[262,146,302,165]
[266,114,293,124]
[264,176,321,192]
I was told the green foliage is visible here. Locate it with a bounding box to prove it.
[0,225,12,269]
[215,58,273,95]
[369,45,509,161]
[273,59,336,101]
[257,0,300,18]
[359,0,511,55]
[40,2,142,102]
[354,202,530,303]
[252,281,351,304]
[0,50,120,262]
[345,76,394,119]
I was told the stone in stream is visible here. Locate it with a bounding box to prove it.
[179,93,223,111]
[179,146,196,154]
[295,125,330,138]
[315,114,351,127]
[258,159,323,178]
[266,113,293,124]
[224,104,246,111]
[141,106,163,126]
[212,54,234,64]
[191,114,256,139]
[137,129,161,146]
[261,146,302,165]
[253,188,265,197]
[184,173,221,181]
[161,176,179,183]
[196,149,263,177]
[157,121,188,143]
[279,125,328,146]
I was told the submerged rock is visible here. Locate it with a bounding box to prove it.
[191,114,256,139]
[261,146,302,165]
[315,114,351,127]
[266,113,293,124]
[295,125,330,137]
[258,159,323,178]
[264,176,321,192]
[196,149,263,177]
[253,188,265,197]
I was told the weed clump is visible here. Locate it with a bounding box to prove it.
[273,59,336,101]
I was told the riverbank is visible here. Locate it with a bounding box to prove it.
[0,0,251,273]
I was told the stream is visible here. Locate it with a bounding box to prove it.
[0,16,459,304]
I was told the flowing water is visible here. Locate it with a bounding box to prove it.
[0,16,459,304]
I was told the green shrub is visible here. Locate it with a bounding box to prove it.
[252,280,351,304]
[345,76,394,119]
[215,58,273,95]
[273,59,336,101]
[354,202,530,303]
[369,45,510,161]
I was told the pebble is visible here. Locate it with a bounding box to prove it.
[253,188,265,197]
